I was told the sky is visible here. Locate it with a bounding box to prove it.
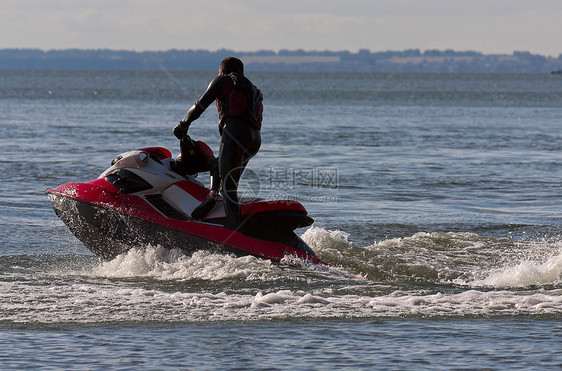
[2,0,562,56]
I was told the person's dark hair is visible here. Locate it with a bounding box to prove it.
[219,57,244,75]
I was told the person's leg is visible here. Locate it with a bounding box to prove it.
[219,137,244,228]
[219,121,261,229]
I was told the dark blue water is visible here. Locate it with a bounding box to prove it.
[2,320,561,370]
[1,70,561,369]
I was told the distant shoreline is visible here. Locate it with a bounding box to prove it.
[1,48,561,73]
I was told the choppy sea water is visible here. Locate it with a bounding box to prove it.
[0,70,561,369]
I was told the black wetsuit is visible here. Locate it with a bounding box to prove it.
[181,73,263,227]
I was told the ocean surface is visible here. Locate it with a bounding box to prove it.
[1,70,561,369]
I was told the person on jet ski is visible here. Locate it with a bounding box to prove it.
[173,57,263,228]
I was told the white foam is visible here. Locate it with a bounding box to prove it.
[91,246,276,281]
[4,228,561,324]
[252,291,293,307]
[468,249,562,288]
[301,226,352,251]
[296,293,330,304]
[3,271,562,324]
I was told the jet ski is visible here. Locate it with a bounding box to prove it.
[46,137,324,264]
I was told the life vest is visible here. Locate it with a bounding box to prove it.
[216,73,263,131]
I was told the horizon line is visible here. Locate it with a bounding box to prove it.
[1,47,556,57]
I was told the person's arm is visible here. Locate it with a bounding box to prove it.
[173,75,228,139]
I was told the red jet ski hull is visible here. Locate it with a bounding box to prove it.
[47,179,323,264]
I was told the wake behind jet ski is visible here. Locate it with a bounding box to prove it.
[46,137,324,264]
